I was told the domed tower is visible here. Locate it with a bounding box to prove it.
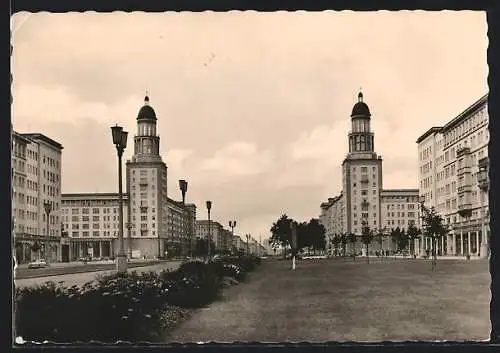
[348,91,374,154]
[133,95,161,161]
[341,91,383,244]
[126,95,168,260]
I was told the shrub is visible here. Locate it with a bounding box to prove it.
[15,256,262,343]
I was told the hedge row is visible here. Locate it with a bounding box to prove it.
[15,255,261,343]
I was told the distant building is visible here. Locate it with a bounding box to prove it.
[12,129,63,264]
[232,235,245,252]
[416,93,489,258]
[319,92,420,255]
[61,193,128,261]
[196,220,225,251]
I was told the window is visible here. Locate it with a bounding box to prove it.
[71,216,79,222]
[93,216,100,222]
[93,208,100,214]
[93,231,99,236]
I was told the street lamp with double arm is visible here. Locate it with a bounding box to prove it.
[179,180,188,258]
[111,124,129,273]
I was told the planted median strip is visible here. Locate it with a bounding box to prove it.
[14,256,262,343]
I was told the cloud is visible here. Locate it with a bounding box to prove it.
[165,148,194,171]
[200,141,274,177]
[10,11,487,239]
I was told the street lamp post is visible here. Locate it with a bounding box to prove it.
[245,234,251,256]
[126,222,132,259]
[179,180,188,258]
[43,201,52,264]
[111,124,129,273]
[229,220,236,254]
[206,201,212,258]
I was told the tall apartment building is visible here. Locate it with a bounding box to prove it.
[12,129,63,264]
[416,93,489,258]
[61,193,128,261]
[319,92,419,254]
[126,96,169,258]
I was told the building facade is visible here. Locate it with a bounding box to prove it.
[319,92,420,255]
[416,94,489,258]
[195,220,225,251]
[61,193,128,261]
[12,130,63,264]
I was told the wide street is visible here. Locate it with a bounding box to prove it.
[165,258,490,342]
[15,261,181,288]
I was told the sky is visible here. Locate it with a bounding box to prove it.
[11,11,488,241]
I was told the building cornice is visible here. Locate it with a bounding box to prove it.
[20,133,64,150]
[62,192,129,200]
[415,127,442,144]
[441,93,488,133]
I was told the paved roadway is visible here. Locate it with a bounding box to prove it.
[14,262,181,289]
[15,260,170,280]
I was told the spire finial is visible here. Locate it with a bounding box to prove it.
[358,88,363,103]
[144,90,150,105]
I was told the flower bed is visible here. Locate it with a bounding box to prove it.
[15,255,261,343]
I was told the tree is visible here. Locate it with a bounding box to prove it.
[396,228,409,256]
[269,214,294,258]
[347,232,357,261]
[332,234,342,257]
[374,227,388,259]
[406,222,421,258]
[421,204,449,270]
[390,227,402,256]
[194,237,215,257]
[31,241,41,260]
[306,218,326,254]
[340,233,348,257]
[360,225,375,263]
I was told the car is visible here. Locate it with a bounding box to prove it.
[28,259,47,269]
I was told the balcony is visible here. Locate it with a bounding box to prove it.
[457,203,473,217]
[140,229,149,236]
[457,185,472,194]
[360,175,369,184]
[456,146,471,158]
[139,178,148,186]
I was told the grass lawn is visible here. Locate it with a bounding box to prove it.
[165,258,490,343]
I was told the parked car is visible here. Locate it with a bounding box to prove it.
[28,259,47,269]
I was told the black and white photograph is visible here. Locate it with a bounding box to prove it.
[11,9,492,344]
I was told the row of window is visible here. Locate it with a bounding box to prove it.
[27,148,38,161]
[443,108,488,147]
[42,154,60,170]
[385,203,417,210]
[67,207,120,215]
[386,212,417,218]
